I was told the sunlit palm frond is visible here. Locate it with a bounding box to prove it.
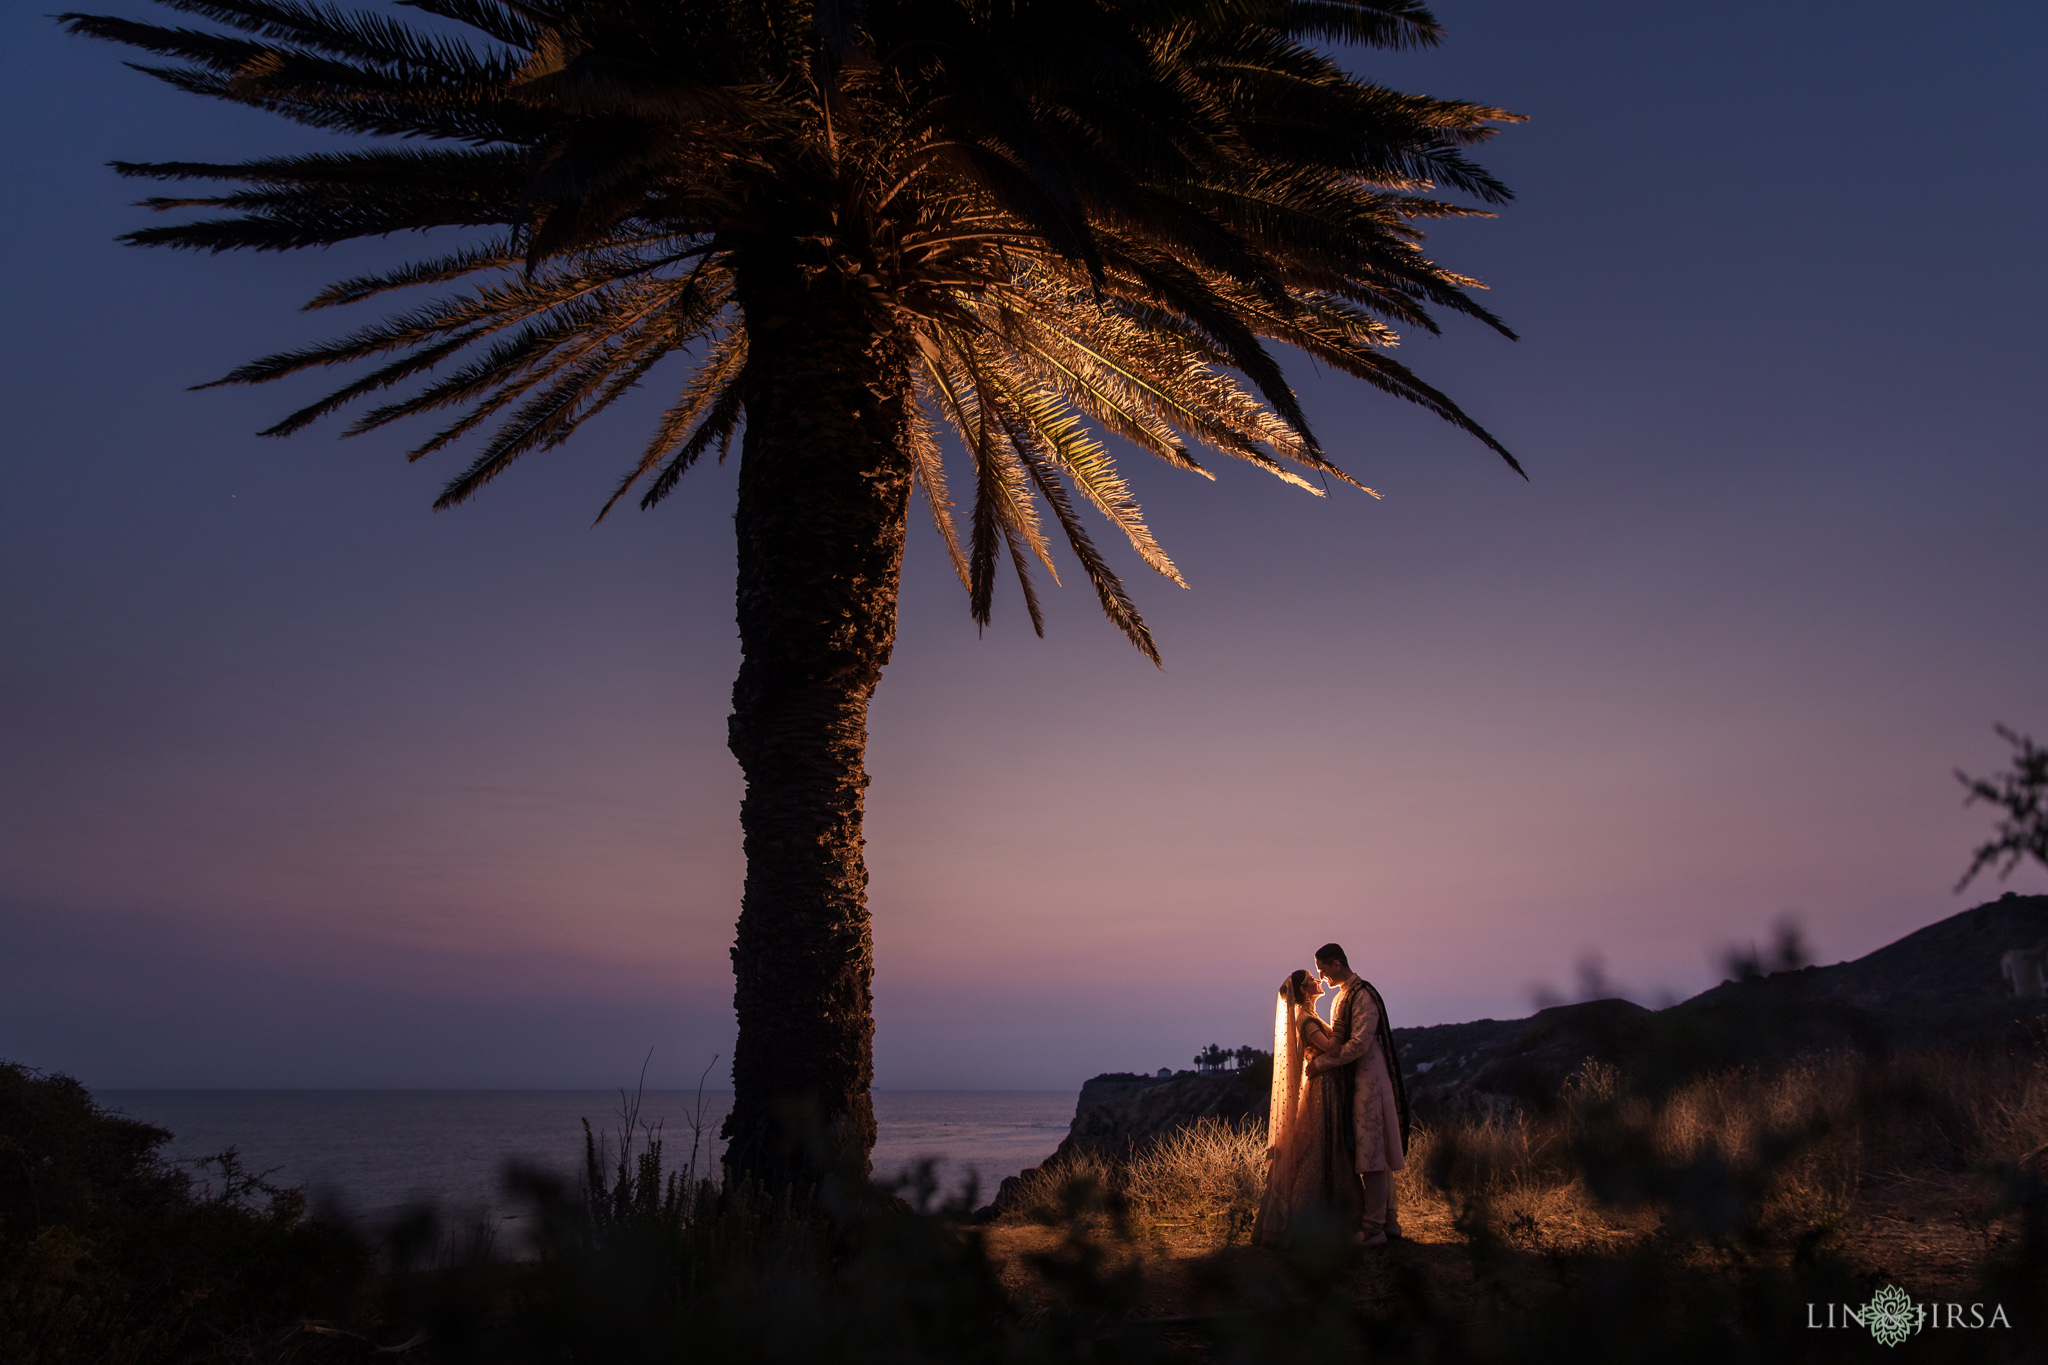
[902,380,972,592]
[596,325,747,520]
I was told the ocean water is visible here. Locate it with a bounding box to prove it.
[98,1090,1077,1231]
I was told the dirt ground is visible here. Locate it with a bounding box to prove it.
[981,1167,2022,1325]
[1841,1169,2026,1300]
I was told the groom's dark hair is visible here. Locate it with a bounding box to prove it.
[1314,943,1348,968]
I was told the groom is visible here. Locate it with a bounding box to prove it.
[1309,943,1412,1244]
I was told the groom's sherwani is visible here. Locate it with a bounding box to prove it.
[1325,978,1409,1174]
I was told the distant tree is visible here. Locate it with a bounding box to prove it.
[1232,1045,1260,1071]
[1956,725,2048,891]
[1194,1044,1231,1073]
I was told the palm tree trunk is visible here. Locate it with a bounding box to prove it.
[721,265,911,1191]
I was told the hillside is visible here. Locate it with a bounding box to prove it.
[1394,890,2048,1114]
[1016,891,2048,1196]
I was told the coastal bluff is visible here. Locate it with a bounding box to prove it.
[982,893,2048,1218]
[1054,1068,1269,1162]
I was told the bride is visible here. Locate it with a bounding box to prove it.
[1252,968,1362,1246]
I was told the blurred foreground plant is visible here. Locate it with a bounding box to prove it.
[8,1031,2044,1363]
[398,1097,1167,1365]
[0,1063,370,1365]
[1959,725,2048,891]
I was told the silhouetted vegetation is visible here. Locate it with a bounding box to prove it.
[987,1044,2047,1360]
[1959,725,2048,890]
[0,1063,368,1364]
[5,1039,2044,1362]
[1193,1045,1270,1074]
[388,1108,1165,1365]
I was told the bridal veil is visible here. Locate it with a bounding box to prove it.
[1268,986,1307,1157]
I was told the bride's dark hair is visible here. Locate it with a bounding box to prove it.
[1281,968,1318,1005]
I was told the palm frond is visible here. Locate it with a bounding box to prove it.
[70,0,1522,658]
[595,329,746,521]
[904,383,972,592]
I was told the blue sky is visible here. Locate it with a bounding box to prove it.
[3,0,2043,1088]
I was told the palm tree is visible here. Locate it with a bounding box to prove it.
[64,0,1522,1189]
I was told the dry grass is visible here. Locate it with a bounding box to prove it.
[1395,1122,1641,1254]
[995,1120,1266,1247]
[1123,1119,1267,1244]
[996,1150,1118,1225]
[1000,1045,2048,1264]
[1412,1048,2048,1252]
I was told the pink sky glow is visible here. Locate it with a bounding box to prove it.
[3,1,2043,1089]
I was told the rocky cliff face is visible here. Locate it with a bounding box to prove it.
[1050,1068,1268,1163]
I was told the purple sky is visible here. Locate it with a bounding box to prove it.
[3,1,2043,1089]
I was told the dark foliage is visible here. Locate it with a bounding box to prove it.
[395,1063,2047,1364]
[0,1063,370,1365]
[391,1105,1170,1364]
[1959,725,2048,892]
[6,1054,2043,1362]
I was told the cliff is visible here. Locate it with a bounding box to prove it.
[980,1067,1266,1217]
[983,893,2048,1216]
[1050,1067,1269,1163]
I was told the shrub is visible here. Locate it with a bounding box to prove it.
[1123,1119,1267,1245]
[399,1116,1166,1365]
[0,1063,371,1365]
[991,1151,1120,1228]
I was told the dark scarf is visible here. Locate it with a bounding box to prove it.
[1356,978,1411,1156]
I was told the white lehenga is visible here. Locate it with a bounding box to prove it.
[1251,989,1362,1246]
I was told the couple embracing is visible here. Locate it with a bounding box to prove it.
[1252,943,1412,1248]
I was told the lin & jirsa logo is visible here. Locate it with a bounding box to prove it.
[1807,1283,2012,1346]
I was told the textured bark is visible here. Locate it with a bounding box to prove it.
[721,261,911,1190]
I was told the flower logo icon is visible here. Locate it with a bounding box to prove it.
[1866,1284,1917,1347]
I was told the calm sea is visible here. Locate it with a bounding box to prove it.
[98,1090,1077,1230]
